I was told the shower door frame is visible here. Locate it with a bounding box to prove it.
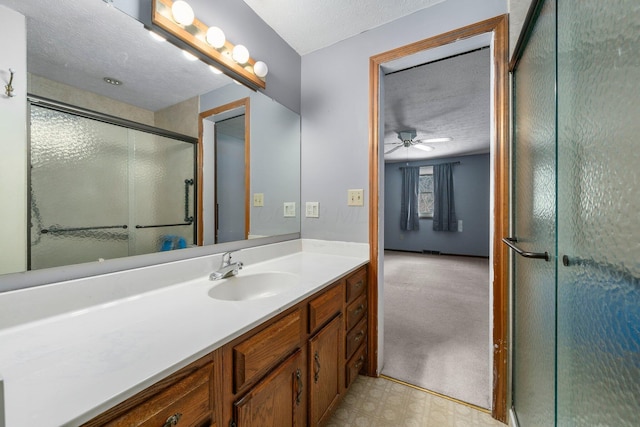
[27,95,198,270]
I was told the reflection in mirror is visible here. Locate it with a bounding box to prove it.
[216,114,247,243]
[0,0,300,284]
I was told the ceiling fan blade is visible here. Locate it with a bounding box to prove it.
[384,145,404,155]
[418,137,453,143]
[384,141,402,145]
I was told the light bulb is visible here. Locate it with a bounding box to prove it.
[209,65,222,75]
[232,45,250,64]
[206,27,226,49]
[148,30,166,42]
[253,61,268,78]
[171,1,194,26]
[182,50,198,61]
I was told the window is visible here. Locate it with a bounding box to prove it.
[418,166,434,218]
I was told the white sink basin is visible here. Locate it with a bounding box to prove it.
[208,271,300,301]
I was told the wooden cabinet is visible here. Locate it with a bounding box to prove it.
[86,264,368,427]
[231,309,303,393]
[233,349,305,427]
[344,266,368,389]
[82,352,219,427]
[308,314,343,427]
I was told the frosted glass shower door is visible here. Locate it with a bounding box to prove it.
[510,0,557,425]
[29,105,129,269]
[556,1,640,425]
[131,130,195,255]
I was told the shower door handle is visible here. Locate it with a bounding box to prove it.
[184,179,194,222]
[502,237,550,261]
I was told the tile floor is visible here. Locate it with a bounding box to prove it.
[326,375,506,427]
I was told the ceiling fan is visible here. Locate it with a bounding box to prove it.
[384,130,452,155]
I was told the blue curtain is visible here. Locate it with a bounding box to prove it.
[400,167,420,231]
[433,163,458,231]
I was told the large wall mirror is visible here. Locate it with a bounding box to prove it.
[0,0,300,290]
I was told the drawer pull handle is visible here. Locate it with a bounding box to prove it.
[295,368,303,405]
[353,304,364,316]
[354,280,363,289]
[355,356,365,370]
[163,413,182,427]
[355,331,364,342]
[314,351,321,383]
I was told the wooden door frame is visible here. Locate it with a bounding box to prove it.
[367,15,510,422]
[197,98,251,245]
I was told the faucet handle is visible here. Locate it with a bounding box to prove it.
[221,250,239,266]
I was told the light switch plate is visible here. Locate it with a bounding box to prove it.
[347,189,364,206]
[306,202,319,218]
[284,202,296,217]
[253,193,264,207]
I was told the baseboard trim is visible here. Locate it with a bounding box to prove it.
[384,249,490,259]
[379,374,491,414]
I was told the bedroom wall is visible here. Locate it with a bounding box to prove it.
[384,154,490,257]
[300,0,507,243]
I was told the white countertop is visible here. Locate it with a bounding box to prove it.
[0,240,368,426]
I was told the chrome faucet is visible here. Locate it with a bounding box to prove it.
[210,251,243,280]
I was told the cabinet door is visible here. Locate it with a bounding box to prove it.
[308,314,343,426]
[234,349,304,427]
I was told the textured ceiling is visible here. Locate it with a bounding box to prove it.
[0,0,231,112]
[2,0,490,161]
[383,48,491,163]
[242,0,445,55]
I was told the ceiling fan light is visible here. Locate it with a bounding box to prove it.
[414,144,435,152]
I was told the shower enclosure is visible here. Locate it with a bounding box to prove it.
[510,1,639,426]
[29,100,196,270]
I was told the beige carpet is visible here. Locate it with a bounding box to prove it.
[381,250,491,409]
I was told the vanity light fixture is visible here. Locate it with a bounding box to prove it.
[148,30,166,42]
[170,0,194,26]
[232,45,250,64]
[206,26,226,49]
[182,50,198,61]
[151,0,267,90]
[253,61,268,78]
[103,77,122,86]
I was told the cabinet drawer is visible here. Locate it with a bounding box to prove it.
[101,362,213,427]
[308,281,344,334]
[345,267,367,304]
[345,293,367,331]
[233,309,302,392]
[345,316,367,360]
[345,345,366,389]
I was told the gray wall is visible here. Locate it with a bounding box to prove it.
[300,0,507,243]
[384,154,490,257]
[509,0,535,58]
[113,0,301,113]
[200,84,301,238]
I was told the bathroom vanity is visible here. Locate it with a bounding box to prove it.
[0,240,369,426]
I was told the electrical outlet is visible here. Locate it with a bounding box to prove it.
[284,202,296,217]
[306,202,319,218]
[253,193,264,207]
[348,189,364,206]
[458,219,463,232]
